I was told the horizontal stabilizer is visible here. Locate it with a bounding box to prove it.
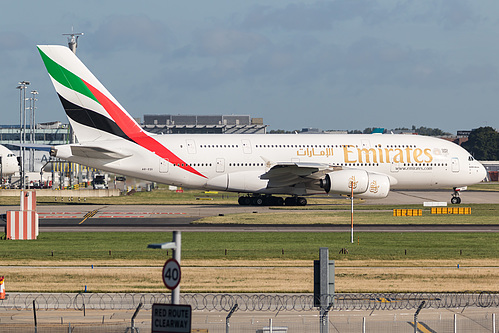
[70,145,131,159]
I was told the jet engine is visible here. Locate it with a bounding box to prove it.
[320,169,390,198]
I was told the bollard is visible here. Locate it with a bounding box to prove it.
[0,276,5,300]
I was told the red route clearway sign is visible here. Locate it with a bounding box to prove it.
[152,303,192,333]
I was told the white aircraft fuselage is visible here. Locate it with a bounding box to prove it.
[0,145,20,177]
[54,132,486,196]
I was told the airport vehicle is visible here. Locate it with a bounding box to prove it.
[37,45,486,205]
[0,145,20,178]
[92,174,108,190]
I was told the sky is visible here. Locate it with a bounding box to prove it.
[1,0,499,133]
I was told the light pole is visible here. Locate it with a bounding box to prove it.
[16,81,30,189]
[30,90,38,172]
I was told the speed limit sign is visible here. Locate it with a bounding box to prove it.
[162,259,181,290]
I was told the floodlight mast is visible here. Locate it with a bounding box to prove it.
[62,28,83,147]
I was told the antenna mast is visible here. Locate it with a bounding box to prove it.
[63,27,84,54]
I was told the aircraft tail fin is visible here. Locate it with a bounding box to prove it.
[38,45,207,178]
[37,45,143,143]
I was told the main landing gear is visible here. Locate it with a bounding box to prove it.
[451,187,462,204]
[238,195,307,206]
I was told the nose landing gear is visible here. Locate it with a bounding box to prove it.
[451,187,464,204]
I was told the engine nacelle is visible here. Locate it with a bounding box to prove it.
[320,170,390,198]
[355,173,390,198]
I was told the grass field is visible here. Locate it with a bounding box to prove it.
[1,232,498,263]
[1,232,498,293]
[1,183,498,292]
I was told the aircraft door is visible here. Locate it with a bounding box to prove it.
[242,140,252,154]
[216,158,225,173]
[159,158,169,173]
[186,140,196,154]
[451,157,460,173]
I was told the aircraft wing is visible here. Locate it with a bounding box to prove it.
[70,145,132,159]
[260,162,340,188]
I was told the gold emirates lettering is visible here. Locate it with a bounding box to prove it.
[343,146,433,164]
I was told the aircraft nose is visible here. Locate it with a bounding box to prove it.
[477,162,487,182]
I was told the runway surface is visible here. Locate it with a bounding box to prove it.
[1,189,497,232]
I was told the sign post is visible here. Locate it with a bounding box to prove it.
[314,247,335,333]
[350,181,354,243]
[148,231,182,304]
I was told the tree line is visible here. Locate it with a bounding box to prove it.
[462,127,499,160]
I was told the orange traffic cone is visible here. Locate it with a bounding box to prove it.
[0,276,5,300]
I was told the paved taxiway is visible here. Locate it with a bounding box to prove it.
[0,189,497,232]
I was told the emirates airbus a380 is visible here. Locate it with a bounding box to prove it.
[38,45,486,206]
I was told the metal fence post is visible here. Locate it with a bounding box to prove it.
[33,300,37,333]
[126,302,142,333]
[492,313,496,333]
[413,301,425,333]
[225,303,238,333]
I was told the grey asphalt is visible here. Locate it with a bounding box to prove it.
[1,189,498,232]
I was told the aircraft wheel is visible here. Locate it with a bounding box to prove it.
[451,197,461,204]
[238,197,251,205]
[297,197,307,206]
[274,197,284,206]
[285,197,297,206]
[255,197,264,206]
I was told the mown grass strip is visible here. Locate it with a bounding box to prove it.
[197,205,499,224]
[1,232,498,262]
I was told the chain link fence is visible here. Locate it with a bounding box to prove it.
[1,291,498,312]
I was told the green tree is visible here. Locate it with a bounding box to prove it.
[462,127,499,160]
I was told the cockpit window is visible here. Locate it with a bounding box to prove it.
[468,156,475,161]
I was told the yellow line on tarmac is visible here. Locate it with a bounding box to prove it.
[410,321,435,333]
[79,209,99,224]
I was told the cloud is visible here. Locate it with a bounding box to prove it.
[0,31,30,50]
[87,14,171,54]
[193,28,269,57]
[240,0,483,31]
[241,1,384,30]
